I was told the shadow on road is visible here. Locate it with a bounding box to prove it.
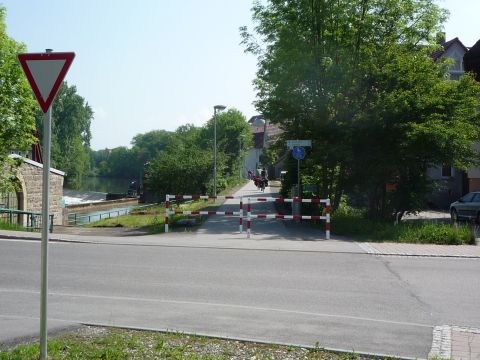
[192,182,343,243]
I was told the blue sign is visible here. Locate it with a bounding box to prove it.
[292,146,305,160]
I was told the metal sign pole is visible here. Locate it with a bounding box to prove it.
[40,104,52,360]
[297,159,300,197]
[18,49,75,360]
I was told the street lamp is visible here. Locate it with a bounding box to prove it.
[213,105,226,197]
[238,134,246,184]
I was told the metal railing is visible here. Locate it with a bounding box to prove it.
[67,203,159,225]
[0,208,54,233]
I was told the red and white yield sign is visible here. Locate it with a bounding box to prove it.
[18,52,75,113]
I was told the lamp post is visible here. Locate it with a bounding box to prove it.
[238,134,245,184]
[213,105,226,197]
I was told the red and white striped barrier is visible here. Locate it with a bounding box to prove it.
[165,194,240,233]
[245,197,331,240]
[164,194,331,240]
[247,197,329,204]
[169,195,236,200]
[248,214,326,220]
[170,211,239,216]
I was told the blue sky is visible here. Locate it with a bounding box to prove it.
[2,0,479,150]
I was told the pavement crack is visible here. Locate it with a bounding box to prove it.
[380,259,433,314]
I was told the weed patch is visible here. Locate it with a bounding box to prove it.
[0,326,377,360]
[332,210,474,245]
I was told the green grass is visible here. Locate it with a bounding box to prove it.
[87,200,221,233]
[0,220,28,231]
[331,208,474,245]
[86,180,248,233]
[0,327,373,360]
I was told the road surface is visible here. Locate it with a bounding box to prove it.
[1,182,479,358]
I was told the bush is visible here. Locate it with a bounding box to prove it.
[398,223,473,245]
[331,207,474,245]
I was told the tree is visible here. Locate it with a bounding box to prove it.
[145,110,252,197]
[0,6,36,193]
[146,124,213,196]
[131,129,172,171]
[36,82,93,188]
[201,108,252,181]
[131,130,172,159]
[242,0,480,219]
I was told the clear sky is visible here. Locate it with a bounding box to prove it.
[2,0,479,150]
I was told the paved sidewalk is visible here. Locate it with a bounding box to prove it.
[429,326,480,360]
[358,242,480,258]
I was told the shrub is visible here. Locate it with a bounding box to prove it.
[331,208,474,245]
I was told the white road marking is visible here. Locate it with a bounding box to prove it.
[0,288,432,329]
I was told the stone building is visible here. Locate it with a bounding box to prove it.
[2,154,65,225]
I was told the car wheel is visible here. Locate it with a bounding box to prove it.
[451,209,458,223]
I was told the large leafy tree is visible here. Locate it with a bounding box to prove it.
[0,6,36,193]
[131,130,172,160]
[242,0,480,219]
[146,109,252,196]
[146,124,213,196]
[36,82,93,188]
[201,108,253,179]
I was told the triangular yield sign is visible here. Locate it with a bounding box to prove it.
[18,52,75,113]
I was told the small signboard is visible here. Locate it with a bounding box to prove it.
[18,52,75,113]
[292,146,305,160]
[287,139,312,149]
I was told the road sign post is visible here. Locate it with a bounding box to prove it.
[287,141,311,219]
[292,146,305,198]
[18,50,75,360]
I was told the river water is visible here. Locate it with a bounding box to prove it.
[63,176,134,205]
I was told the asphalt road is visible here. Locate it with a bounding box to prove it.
[1,182,479,358]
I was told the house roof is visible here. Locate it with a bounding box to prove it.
[248,115,264,124]
[9,153,65,176]
[464,39,480,60]
[431,37,469,61]
[464,39,480,81]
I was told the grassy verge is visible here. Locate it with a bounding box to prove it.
[0,220,28,232]
[0,326,373,360]
[87,201,212,233]
[87,181,248,233]
[331,208,474,245]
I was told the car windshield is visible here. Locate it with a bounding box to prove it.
[460,193,476,202]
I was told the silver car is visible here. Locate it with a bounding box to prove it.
[450,192,480,223]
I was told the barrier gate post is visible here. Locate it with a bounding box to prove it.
[239,199,243,233]
[326,198,331,240]
[247,197,251,239]
[165,195,170,233]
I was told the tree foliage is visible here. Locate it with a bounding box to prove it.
[146,109,252,196]
[0,6,36,193]
[36,82,93,188]
[90,130,174,179]
[242,0,480,219]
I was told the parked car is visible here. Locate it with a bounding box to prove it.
[450,192,480,223]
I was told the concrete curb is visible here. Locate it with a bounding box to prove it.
[2,230,480,258]
[82,322,420,360]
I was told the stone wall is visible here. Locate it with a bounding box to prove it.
[17,163,64,225]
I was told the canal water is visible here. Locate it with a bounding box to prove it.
[67,205,142,226]
[63,176,139,224]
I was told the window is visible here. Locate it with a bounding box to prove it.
[449,73,461,80]
[441,166,452,177]
[460,193,475,202]
[472,193,480,203]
